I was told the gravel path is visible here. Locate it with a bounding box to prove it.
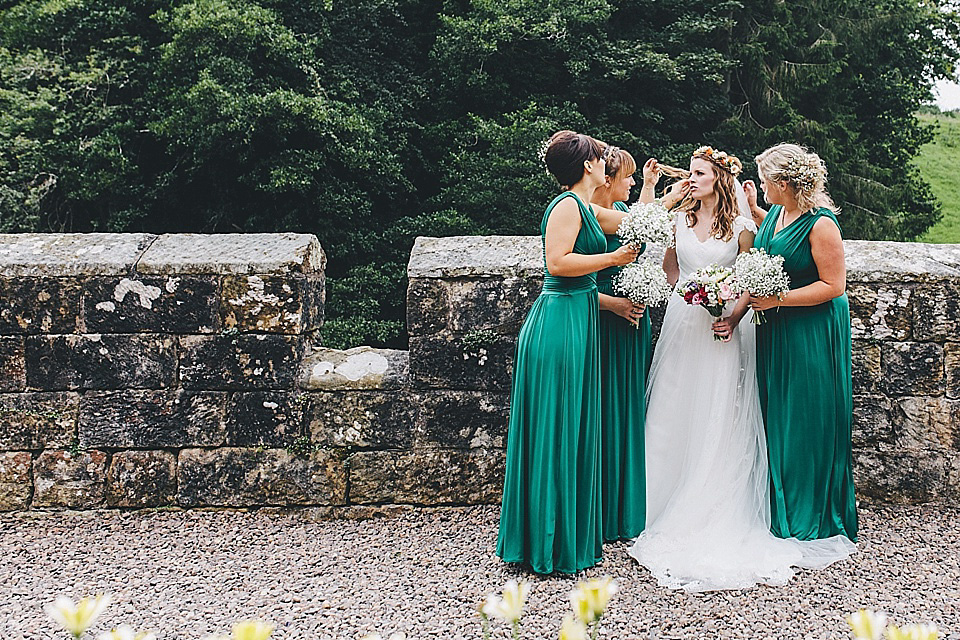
[3,504,959,640]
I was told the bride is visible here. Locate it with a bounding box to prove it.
[628,146,855,592]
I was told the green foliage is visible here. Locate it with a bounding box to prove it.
[916,112,960,243]
[1,0,958,348]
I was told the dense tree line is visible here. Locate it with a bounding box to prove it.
[1,0,958,347]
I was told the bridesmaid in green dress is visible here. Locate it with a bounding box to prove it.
[496,131,640,574]
[590,147,659,541]
[743,143,858,542]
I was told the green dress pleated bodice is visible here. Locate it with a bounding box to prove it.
[754,205,858,542]
[496,190,607,574]
[597,201,650,541]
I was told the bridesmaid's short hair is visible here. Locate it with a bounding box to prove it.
[544,130,604,188]
[604,147,637,181]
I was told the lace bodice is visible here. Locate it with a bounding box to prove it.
[675,215,758,280]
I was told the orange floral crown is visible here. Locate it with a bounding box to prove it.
[692,146,742,176]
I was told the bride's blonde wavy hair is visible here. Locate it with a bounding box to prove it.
[660,146,742,242]
[754,143,838,214]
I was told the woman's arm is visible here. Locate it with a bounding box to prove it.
[750,216,845,311]
[662,246,679,286]
[599,293,643,327]
[712,231,756,340]
[545,198,638,277]
[638,158,659,204]
[741,180,768,225]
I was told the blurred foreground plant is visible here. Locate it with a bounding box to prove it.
[849,609,939,640]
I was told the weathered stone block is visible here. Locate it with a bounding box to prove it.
[409,333,515,391]
[349,448,505,504]
[0,337,26,392]
[895,397,960,451]
[220,273,323,334]
[300,347,408,391]
[137,233,325,275]
[881,342,944,396]
[0,233,156,276]
[26,334,177,391]
[855,446,948,504]
[305,391,415,448]
[78,390,227,448]
[417,391,510,448]
[177,448,346,507]
[0,277,80,334]
[852,395,895,447]
[32,450,107,508]
[179,334,305,390]
[852,341,882,394]
[0,452,32,510]
[107,451,177,508]
[946,343,960,400]
[847,283,912,341]
[0,392,78,449]
[225,392,303,447]
[446,277,542,334]
[83,275,218,333]
[407,236,542,279]
[406,279,449,335]
[914,281,960,341]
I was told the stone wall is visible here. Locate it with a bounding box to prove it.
[1,233,958,510]
[406,236,960,505]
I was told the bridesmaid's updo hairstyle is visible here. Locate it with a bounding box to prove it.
[603,145,637,182]
[755,143,838,214]
[543,130,604,189]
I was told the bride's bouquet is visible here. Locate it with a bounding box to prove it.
[617,200,675,248]
[676,264,741,341]
[732,248,791,324]
[613,260,672,328]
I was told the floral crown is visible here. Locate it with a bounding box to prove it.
[692,146,742,176]
[782,153,826,193]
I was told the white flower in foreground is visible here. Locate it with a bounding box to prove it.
[848,609,888,640]
[569,577,617,624]
[360,634,406,640]
[231,620,274,640]
[558,614,587,640]
[480,579,530,624]
[887,623,939,640]
[46,594,113,638]
[96,624,156,640]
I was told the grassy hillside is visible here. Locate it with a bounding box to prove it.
[915,112,960,243]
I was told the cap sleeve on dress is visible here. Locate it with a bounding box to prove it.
[734,215,758,235]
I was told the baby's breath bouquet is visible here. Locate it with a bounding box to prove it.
[617,200,675,248]
[612,261,672,328]
[732,248,791,324]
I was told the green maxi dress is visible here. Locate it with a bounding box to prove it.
[597,200,650,542]
[496,191,608,574]
[754,205,858,541]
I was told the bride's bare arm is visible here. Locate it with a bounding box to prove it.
[662,246,679,286]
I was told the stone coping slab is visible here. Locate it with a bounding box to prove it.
[409,236,960,282]
[0,234,157,277]
[137,233,324,275]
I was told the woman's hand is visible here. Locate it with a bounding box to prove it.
[606,296,645,327]
[642,158,661,186]
[711,315,741,342]
[742,180,758,208]
[749,294,781,312]
[661,179,691,209]
[609,244,640,266]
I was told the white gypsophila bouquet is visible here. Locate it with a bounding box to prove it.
[613,261,673,319]
[733,248,791,325]
[617,200,675,248]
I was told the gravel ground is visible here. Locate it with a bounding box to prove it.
[2,503,959,640]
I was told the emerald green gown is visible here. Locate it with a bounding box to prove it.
[597,200,650,542]
[496,191,607,574]
[754,205,858,542]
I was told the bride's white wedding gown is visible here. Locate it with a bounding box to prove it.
[627,215,855,592]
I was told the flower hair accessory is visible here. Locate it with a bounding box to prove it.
[783,153,825,193]
[692,146,743,176]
